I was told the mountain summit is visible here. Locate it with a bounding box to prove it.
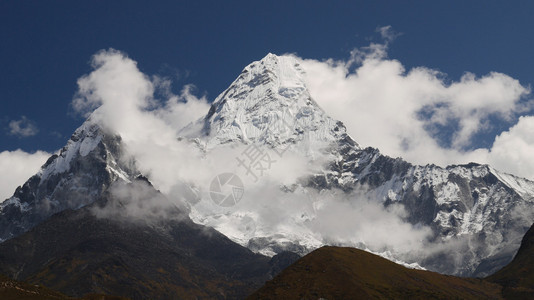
[184,53,358,157]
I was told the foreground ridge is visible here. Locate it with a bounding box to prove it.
[248,246,504,299]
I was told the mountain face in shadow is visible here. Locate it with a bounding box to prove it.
[0,179,298,299]
[488,222,534,299]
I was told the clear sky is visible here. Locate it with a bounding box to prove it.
[2,1,534,200]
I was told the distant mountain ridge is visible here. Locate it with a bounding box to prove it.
[1,52,534,288]
[184,53,534,277]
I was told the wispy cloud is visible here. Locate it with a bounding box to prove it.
[92,179,189,222]
[8,116,39,137]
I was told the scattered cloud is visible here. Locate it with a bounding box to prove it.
[376,25,400,42]
[0,149,50,201]
[8,116,39,137]
[158,63,192,82]
[49,131,64,139]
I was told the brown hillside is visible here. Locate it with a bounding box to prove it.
[248,246,503,300]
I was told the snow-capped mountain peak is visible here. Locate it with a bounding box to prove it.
[0,117,138,242]
[186,53,359,154]
[39,119,133,183]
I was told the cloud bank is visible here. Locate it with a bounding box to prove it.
[297,26,534,180]
[0,149,50,201]
[191,183,432,262]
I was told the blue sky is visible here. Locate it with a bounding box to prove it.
[2,1,534,199]
[2,1,533,152]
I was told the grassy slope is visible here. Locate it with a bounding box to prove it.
[248,246,504,300]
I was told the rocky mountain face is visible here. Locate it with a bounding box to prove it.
[323,148,534,276]
[0,120,138,243]
[184,53,534,277]
[181,53,356,156]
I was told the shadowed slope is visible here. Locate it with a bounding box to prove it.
[0,180,296,299]
[488,223,534,299]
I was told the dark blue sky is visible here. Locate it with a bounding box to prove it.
[1,1,534,152]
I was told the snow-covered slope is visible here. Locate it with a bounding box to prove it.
[185,53,534,277]
[182,53,358,158]
[0,118,138,242]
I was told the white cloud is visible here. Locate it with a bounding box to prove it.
[376,25,400,42]
[488,116,534,179]
[92,179,189,222]
[295,33,534,179]
[8,116,39,137]
[191,181,433,263]
[71,49,216,196]
[0,149,50,201]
